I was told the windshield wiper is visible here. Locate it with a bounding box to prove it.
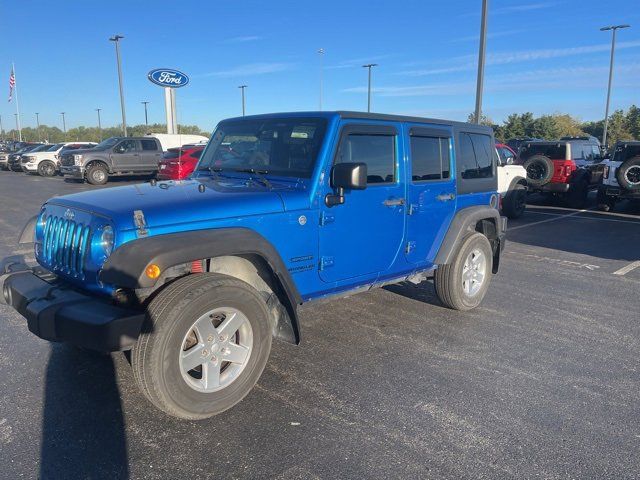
[233,168,272,190]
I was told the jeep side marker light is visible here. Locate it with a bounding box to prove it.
[145,264,161,279]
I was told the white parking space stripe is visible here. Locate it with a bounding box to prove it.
[509,209,588,230]
[613,261,640,276]
[527,204,640,220]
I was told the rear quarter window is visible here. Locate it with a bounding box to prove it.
[455,131,497,194]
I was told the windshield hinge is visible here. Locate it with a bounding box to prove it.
[319,256,334,270]
[133,210,148,238]
[319,212,335,226]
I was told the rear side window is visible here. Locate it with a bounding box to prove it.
[458,133,494,180]
[520,143,567,160]
[141,139,159,151]
[336,134,395,184]
[410,136,450,181]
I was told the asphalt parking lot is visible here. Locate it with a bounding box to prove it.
[1,173,639,479]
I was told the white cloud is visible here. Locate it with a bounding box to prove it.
[326,54,392,70]
[398,40,640,76]
[200,62,293,78]
[224,36,262,43]
[493,2,558,14]
[450,29,525,43]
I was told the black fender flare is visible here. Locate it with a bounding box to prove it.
[100,227,302,343]
[434,206,506,272]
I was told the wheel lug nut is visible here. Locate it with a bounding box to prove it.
[207,335,214,342]
[202,349,208,356]
[219,335,226,342]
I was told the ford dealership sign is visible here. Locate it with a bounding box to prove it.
[147,68,189,88]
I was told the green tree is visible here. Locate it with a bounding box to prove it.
[551,114,585,138]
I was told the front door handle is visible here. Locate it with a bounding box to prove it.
[436,193,455,202]
[383,198,405,207]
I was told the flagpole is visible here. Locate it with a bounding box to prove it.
[12,62,22,142]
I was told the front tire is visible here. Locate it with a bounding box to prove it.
[132,273,272,420]
[596,186,616,212]
[86,163,109,185]
[566,179,588,209]
[38,160,56,177]
[434,232,493,311]
[502,183,527,219]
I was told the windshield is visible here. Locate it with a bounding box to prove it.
[94,137,120,150]
[198,117,328,178]
[613,145,640,163]
[519,143,567,160]
[47,143,64,151]
[27,145,51,153]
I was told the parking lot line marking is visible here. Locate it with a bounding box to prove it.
[613,261,640,276]
[527,205,640,221]
[509,209,588,230]
[522,211,640,226]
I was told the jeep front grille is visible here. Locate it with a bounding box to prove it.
[41,215,91,277]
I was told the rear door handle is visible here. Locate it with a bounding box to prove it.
[383,198,405,207]
[436,193,455,202]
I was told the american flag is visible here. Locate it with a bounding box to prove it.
[8,67,15,102]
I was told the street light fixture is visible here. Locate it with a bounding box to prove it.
[109,34,127,136]
[96,108,102,141]
[600,24,631,148]
[362,64,378,113]
[141,101,150,126]
[474,0,489,124]
[238,85,247,116]
[60,112,66,139]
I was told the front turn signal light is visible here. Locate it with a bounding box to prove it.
[145,264,161,279]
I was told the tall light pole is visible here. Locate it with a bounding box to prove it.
[95,108,102,141]
[362,64,378,113]
[35,112,41,142]
[474,0,489,124]
[60,112,66,139]
[14,114,19,140]
[318,48,324,110]
[238,85,247,116]
[0,115,3,141]
[141,101,150,126]
[600,24,630,148]
[109,34,127,136]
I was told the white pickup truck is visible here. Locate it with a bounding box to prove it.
[496,144,528,219]
[21,142,97,176]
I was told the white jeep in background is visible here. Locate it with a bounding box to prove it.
[597,141,640,211]
[496,144,528,219]
[21,142,96,177]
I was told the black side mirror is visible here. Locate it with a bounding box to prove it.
[325,162,367,207]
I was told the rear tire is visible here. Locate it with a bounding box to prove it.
[502,183,527,219]
[38,160,56,177]
[132,273,272,420]
[86,163,109,185]
[434,232,493,311]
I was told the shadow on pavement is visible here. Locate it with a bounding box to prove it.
[40,344,129,479]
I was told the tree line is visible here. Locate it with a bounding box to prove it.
[0,123,211,144]
[3,106,640,146]
[470,105,640,146]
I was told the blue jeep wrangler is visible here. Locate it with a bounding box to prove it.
[0,112,506,419]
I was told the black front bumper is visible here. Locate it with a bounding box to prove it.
[0,262,145,352]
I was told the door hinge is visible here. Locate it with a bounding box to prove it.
[319,212,335,226]
[319,256,334,270]
[405,241,416,254]
[407,204,417,215]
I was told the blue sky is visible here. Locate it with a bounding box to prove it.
[1,0,639,132]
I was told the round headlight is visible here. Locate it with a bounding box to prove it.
[101,226,114,257]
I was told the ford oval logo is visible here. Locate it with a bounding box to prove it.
[147,68,189,88]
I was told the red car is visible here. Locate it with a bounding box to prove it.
[157,145,205,180]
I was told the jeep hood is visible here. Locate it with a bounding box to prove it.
[46,179,287,230]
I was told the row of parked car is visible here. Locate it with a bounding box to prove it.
[0,133,208,184]
[495,136,640,213]
[2,131,639,215]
